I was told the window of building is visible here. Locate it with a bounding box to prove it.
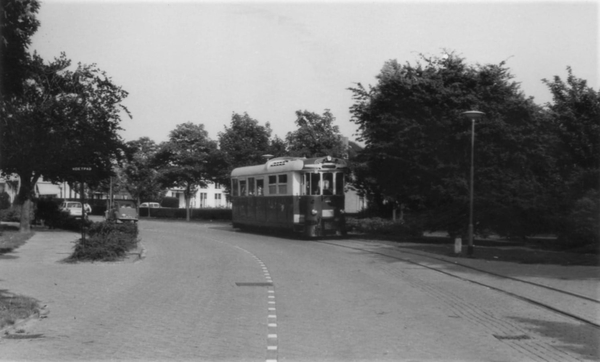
[215,193,222,207]
[200,192,207,207]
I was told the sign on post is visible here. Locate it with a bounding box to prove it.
[72,165,93,241]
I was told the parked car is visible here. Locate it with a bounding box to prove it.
[108,200,138,223]
[60,201,83,218]
[139,202,160,208]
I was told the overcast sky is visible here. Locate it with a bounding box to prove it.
[30,0,599,144]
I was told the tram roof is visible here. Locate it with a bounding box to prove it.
[231,156,347,177]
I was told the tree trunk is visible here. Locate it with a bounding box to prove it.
[185,185,191,222]
[16,176,36,233]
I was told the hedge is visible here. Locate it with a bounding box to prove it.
[140,207,231,220]
[68,221,139,262]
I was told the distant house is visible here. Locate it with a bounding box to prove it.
[166,181,367,213]
[0,176,81,203]
[166,182,231,209]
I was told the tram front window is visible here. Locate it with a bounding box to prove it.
[322,173,334,195]
[310,173,321,195]
[335,172,344,195]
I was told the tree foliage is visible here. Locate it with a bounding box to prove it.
[120,137,164,205]
[285,109,347,158]
[349,53,553,237]
[218,112,273,176]
[154,122,224,221]
[543,68,600,245]
[0,0,40,99]
[0,53,130,231]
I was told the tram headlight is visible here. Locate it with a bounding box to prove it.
[311,209,318,216]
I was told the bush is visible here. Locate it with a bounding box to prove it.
[561,189,600,248]
[140,207,231,220]
[35,199,61,224]
[0,205,35,223]
[345,216,423,238]
[69,221,139,261]
[46,211,91,231]
[0,192,11,210]
[161,197,179,208]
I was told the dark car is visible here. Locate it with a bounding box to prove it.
[110,200,138,223]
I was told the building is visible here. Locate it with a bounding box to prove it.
[166,182,231,209]
[0,176,81,204]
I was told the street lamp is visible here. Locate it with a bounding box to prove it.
[462,111,485,257]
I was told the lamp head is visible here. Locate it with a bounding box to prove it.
[462,111,485,120]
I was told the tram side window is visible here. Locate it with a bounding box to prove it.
[278,175,287,194]
[232,179,239,196]
[240,179,247,196]
[268,175,277,194]
[248,177,255,196]
[256,178,264,196]
[335,172,344,195]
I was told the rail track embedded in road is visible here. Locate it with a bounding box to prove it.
[317,239,600,329]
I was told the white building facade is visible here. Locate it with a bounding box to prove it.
[167,182,231,209]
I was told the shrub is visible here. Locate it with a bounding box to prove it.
[161,197,179,208]
[69,221,139,261]
[0,192,11,210]
[346,216,423,238]
[0,205,35,223]
[35,199,61,224]
[46,211,91,231]
[140,207,231,220]
[561,189,600,248]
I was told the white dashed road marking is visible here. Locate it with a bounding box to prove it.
[232,246,279,362]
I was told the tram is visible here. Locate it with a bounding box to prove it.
[230,156,348,238]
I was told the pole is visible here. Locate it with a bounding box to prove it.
[80,178,86,241]
[467,119,475,257]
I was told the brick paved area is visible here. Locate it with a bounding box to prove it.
[1,220,598,361]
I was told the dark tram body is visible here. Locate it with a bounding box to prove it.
[231,156,348,238]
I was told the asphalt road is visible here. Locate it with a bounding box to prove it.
[0,220,596,361]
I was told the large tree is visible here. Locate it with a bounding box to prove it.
[0,0,40,99]
[543,67,600,245]
[349,53,553,237]
[120,137,164,205]
[154,122,224,221]
[285,110,347,158]
[0,53,130,232]
[218,112,273,178]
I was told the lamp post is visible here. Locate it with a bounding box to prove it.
[462,111,485,257]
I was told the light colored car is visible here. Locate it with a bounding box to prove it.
[139,202,160,208]
[60,201,83,218]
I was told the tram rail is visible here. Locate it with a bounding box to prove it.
[318,239,600,329]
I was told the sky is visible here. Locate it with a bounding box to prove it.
[30,0,599,145]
